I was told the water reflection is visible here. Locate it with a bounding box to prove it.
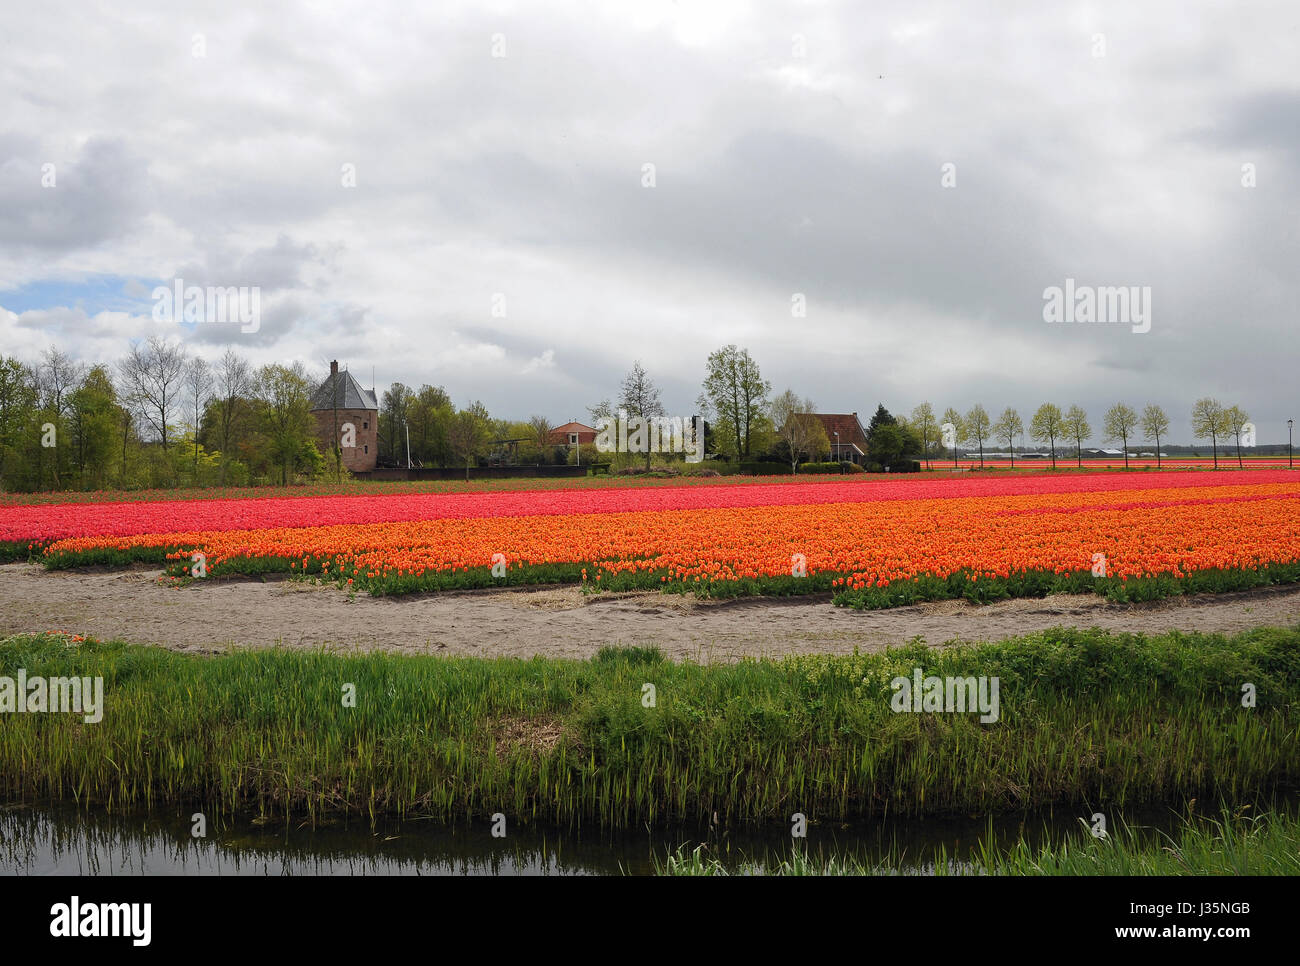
[0,799,1275,876]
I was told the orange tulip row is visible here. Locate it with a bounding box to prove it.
[42,480,1300,591]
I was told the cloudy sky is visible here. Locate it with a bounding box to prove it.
[1,0,1296,443]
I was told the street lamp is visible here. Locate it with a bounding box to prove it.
[1289,419,1294,469]
[833,431,839,468]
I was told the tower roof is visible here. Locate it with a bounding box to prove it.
[310,367,378,412]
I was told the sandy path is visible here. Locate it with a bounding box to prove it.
[1,562,1298,661]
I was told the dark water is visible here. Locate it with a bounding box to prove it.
[0,799,1264,876]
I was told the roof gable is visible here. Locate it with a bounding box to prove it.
[310,369,378,412]
[798,412,868,445]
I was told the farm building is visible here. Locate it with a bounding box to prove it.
[797,412,870,465]
[310,360,379,472]
[548,421,598,447]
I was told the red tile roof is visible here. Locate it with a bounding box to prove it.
[799,412,868,449]
[548,421,598,444]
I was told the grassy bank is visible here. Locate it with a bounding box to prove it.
[660,807,1300,875]
[1,626,1296,826]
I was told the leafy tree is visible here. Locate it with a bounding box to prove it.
[1030,403,1064,469]
[864,403,897,457]
[0,356,38,489]
[964,404,991,469]
[407,385,454,467]
[1191,397,1230,469]
[256,362,316,485]
[379,382,415,467]
[1063,405,1092,467]
[1226,406,1251,468]
[1103,403,1138,469]
[1141,404,1170,469]
[870,423,916,470]
[941,406,966,468]
[993,407,1023,468]
[700,345,770,461]
[911,402,939,469]
[448,401,493,479]
[68,366,121,489]
[526,415,553,465]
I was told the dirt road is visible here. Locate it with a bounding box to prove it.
[3,562,1298,661]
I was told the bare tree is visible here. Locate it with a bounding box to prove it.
[912,402,939,469]
[619,360,665,470]
[38,347,85,418]
[183,355,212,476]
[771,389,825,473]
[213,347,254,483]
[117,336,187,451]
[527,415,553,464]
[35,347,85,488]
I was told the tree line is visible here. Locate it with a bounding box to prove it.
[0,339,337,491]
[0,336,1269,493]
[591,350,1263,473]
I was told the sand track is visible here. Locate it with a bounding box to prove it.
[3,562,1299,661]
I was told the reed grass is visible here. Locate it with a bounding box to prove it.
[659,807,1300,875]
[1,625,1296,828]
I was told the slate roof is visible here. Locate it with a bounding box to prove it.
[310,369,378,412]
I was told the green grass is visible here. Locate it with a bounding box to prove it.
[659,807,1300,875]
[1,625,1296,827]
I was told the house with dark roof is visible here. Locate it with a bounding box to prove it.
[310,360,380,472]
[795,412,870,465]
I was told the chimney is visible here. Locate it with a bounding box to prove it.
[330,360,338,378]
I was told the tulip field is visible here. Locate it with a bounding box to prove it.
[5,469,1299,609]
